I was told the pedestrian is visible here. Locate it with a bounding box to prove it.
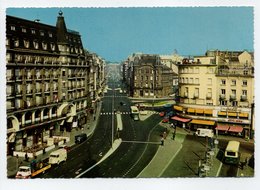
[160,138,164,146]
[163,131,167,139]
[25,152,29,162]
[172,132,176,140]
[170,123,174,128]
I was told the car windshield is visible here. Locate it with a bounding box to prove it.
[19,168,29,172]
[50,154,59,158]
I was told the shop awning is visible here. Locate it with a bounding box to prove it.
[204,109,213,115]
[218,111,227,116]
[239,112,249,118]
[228,112,237,117]
[190,119,215,126]
[228,126,243,133]
[174,105,183,112]
[216,125,229,131]
[195,109,204,114]
[187,108,195,113]
[171,116,191,123]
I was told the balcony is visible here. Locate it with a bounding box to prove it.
[230,94,236,101]
[219,94,226,100]
[240,95,247,102]
[193,93,199,99]
[206,93,212,99]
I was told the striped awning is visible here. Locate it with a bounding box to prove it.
[228,112,237,117]
[216,125,229,131]
[195,109,204,114]
[190,119,215,126]
[171,116,191,123]
[218,111,227,116]
[239,112,249,118]
[187,108,195,113]
[228,126,243,133]
[204,109,213,115]
[174,105,183,112]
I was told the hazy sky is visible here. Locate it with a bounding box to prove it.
[7,7,253,62]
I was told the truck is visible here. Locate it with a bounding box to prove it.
[16,161,51,179]
[49,148,67,165]
[195,128,214,138]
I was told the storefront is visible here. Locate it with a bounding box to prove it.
[189,119,215,131]
[171,116,191,128]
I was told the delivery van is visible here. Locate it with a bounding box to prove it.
[49,149,67,165]
[195,128,214,138]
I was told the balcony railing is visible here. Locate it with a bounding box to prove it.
[219,94,226,100]
[230,94,236,101]
[240,95,247,101]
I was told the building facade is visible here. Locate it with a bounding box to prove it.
[125,53,174,98]
[6,12,105,155]
[176,50,254,139]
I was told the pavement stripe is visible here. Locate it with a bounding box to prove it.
[158,144,183,177]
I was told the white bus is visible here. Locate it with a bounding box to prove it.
[130,106,139,121]
[224,140,240,165]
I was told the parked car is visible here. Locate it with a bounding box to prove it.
[75,133,87,144]
[58,144,71,152]
[159,112,165,117]
[162,116,170,123]
[166,111,175,117]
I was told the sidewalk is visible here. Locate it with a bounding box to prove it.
[137,124,185,178]
[7,101,102,178]
[137,123,254,178]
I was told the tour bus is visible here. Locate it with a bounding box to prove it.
[224,140,240,165]
[130,106,140,121]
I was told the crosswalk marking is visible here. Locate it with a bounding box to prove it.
[100,111,159,115]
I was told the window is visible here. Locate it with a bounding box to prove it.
[242,90,247,96]
[42,42,47,50]
[231,89,236,95]
[31,29,36,34]
[14,39,19,47]
[231,80,236,86]
[24,39,30,48]
[190,78,194,84]
[40,30,45,36]
[22,28,26,33]
[243,80,247,86]
[185,77,188,83]
[221,79,226,85]
[33,41,39,49]
[221,89,226,95]
[195,88,199,96]
[208,78,212,85]
[195,67,199,73]
[10,25,15,31]
[232,101,238,107]
[189,68,193,73]
[195,78,199,84]
[220,100,227,106]
[50,43,56,51]
[49,32,53,37]
[244,70,248,75]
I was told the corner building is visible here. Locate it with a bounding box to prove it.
[6,12,105,155]
[176,50,254,139]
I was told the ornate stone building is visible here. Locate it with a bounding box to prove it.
[6,12,105,155]
[125,53,174,98]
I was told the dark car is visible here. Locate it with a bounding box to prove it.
[75,133,87,144]
[166,111,175,117]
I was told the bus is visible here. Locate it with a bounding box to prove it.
[224,140,240,165]
[130,106,139,121]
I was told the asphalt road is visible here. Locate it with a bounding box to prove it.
[41,76,162,178]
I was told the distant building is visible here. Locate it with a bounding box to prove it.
[6,12,105,155]
[175,50,254,139]
[125,53,174,98]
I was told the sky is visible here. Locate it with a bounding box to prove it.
[6,7,254,62]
